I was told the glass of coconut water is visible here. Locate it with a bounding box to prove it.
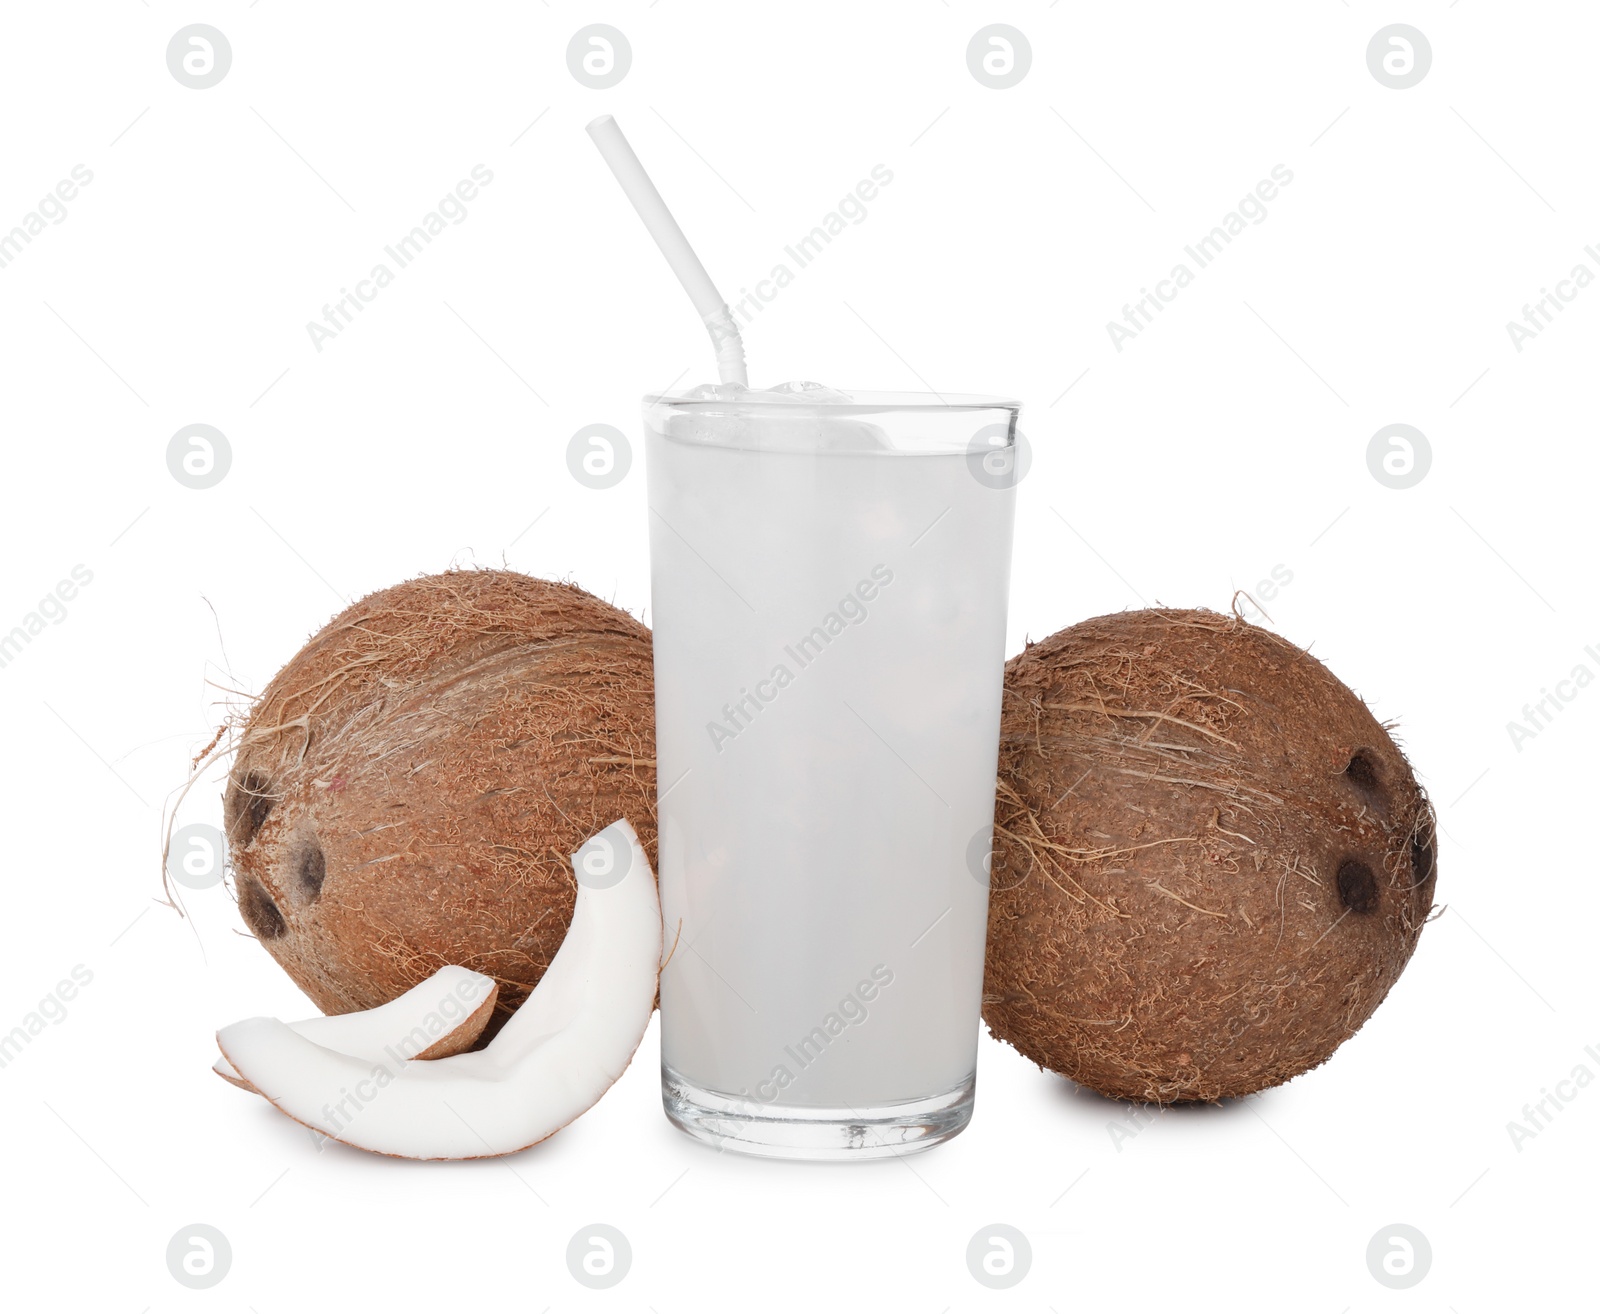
[645,381,1019,1158]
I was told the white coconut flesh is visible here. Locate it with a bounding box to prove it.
[216,819,662,1159]
[212,964,499,1091]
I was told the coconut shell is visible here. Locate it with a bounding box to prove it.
[223,569,656,1028]
[983,608,1437,1102]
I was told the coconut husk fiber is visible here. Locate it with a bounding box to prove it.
[983,608,1437,1102]
[220,569,656,1029]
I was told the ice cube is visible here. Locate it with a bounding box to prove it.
[662,381,889,451]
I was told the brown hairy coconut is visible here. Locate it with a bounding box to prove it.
[984,608,1437,1103]
[221,570,656,1030]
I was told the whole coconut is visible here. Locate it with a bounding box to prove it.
[984,608,1436,1102]
[222,570,656,1028]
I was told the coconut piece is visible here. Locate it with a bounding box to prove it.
[984,608,1438,1102]
[218,569,657,1031]
[213,965,499,1092]
[217,820,661,1159]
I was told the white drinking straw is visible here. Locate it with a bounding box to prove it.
[585,114,748,387]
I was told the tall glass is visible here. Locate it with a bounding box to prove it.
[644,386,1019,1159]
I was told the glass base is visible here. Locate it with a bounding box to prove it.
[661,1065,974,1161]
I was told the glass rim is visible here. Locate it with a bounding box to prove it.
[643,388,1021,415]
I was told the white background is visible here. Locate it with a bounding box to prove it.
[1,2,1595,1309]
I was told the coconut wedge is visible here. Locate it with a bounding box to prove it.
[216,819,661,1159]
[212,965,500,1092]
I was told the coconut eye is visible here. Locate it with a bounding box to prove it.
[227,771,276,848]
[1343,750,1379,792]
[239,875,287,939]
[1410,831,1435,887]
[1336,859,1379,914]
[296,840,326,901]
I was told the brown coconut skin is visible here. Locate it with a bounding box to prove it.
[223,570,656,1027]
[983,608,1437,1103]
